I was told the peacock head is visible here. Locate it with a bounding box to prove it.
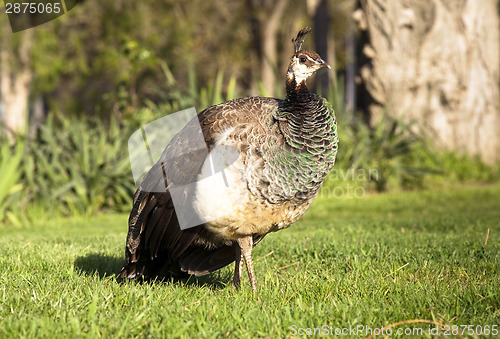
[287,27,330,87]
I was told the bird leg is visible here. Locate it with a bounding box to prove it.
[233,245,243,290]
[236,235,256,292]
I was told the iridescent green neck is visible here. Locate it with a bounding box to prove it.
[266,98,338,203]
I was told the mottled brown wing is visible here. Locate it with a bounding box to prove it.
[119,97,280,280]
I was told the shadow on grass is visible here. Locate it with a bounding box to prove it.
[74,253,230,290]
[74,253,124,278]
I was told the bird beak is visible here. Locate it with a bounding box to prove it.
[316,58,331,69]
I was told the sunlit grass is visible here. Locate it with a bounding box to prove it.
[1,184,499,338]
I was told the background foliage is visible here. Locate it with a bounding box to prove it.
[0,1,498,225]
[0,80,498,225]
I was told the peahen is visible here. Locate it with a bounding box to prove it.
[119,27,338,291]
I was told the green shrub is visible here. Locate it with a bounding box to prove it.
[0,140,26,226]
[429,151,499,185]
[350,114,439,191]
[324,81,440,192]
[122,62,239,130]
[24,114,135,216]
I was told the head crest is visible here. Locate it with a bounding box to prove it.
[292,27,312,53]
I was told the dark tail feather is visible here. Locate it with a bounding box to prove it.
[119,251,145,279]
[179,245,237,276]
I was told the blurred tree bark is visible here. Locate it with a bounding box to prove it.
[307,0,336,96]
[354,0,500,164]
[246,0,288,96]
[0,23,33,139]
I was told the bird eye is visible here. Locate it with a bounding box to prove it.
[299,57,307,64]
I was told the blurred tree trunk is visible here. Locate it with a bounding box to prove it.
[29,95,46,138]
[354,0,500,164]
[307,0,336,96]
[0,24,33,139]
[246,0,288,96]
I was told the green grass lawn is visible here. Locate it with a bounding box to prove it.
[1,184,499,338]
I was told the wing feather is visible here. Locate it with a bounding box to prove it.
[120,97,281,280]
